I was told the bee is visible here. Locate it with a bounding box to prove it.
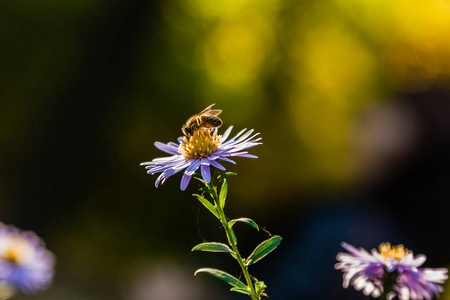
[182,104,223,137]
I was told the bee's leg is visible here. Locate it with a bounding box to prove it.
[189,118,200,133]
[195,117,202,126]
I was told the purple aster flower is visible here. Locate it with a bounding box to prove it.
[141,126,261,191]
[0,222,55,297]
[335,242,448,299]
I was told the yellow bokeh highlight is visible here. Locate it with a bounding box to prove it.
[289,92,353,183]
[335,0,450,91]
[174,0,280,89]
[384,0,450,91]
[287,25,376,182]
[160,0,450,191]
[186,0,251,19]
[185,0,280,20]
[203,18,273,88]
[301,26,376,97]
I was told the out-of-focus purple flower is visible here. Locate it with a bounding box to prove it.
[141,126,261,191]
[335,242,448,299]
[0,222,55,296]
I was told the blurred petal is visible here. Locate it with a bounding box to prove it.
[337,242,448,299]
[0,222,55,293]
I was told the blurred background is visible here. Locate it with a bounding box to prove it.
[1,0,449,299]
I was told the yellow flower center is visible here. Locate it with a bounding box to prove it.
[378,242,412,260]
[1,235,35,265]
[179,129,220,159]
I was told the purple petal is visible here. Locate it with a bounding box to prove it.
[207,154,220,160]
[233,129,254,144]
[220,126,233,142]
[145,156,187,174]
[201,161,211,183]
[408,254,426,267]
[154,142,179,155]
[0,223,55,293]
[222,128,247,146]
[168,142,179,148]
[146,164,171,174]
[180,173,193,191]
[185,159,201,175]
[231,152,258,158]
[341,242,367,256]
[209,159,226,171]
[155,173,165,187]
[217,157,236,164]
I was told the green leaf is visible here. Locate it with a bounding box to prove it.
[229,218,259,231]
[229,227,237,245]
[191,242,235,254]
[219,180,228,209]
[230,287,254,296]
[194,268,247,289]
[193,174,205,183]
[198,187,214,196]
[193,194,219,219]
[254,279,267,296]
[246,235,282,266]
[216,172,237,182]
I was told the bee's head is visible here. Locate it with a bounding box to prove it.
[182,125,191,137]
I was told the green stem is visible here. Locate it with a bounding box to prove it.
[207,181,259,300]
[379,270,397,300]
[379,286,395,300]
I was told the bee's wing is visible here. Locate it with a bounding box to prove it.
[198,104,218,114]
[208,109,222,116]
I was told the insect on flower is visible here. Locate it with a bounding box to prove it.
[181,103,223,138]
[141,105,261,191]
[141,104,281,300]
